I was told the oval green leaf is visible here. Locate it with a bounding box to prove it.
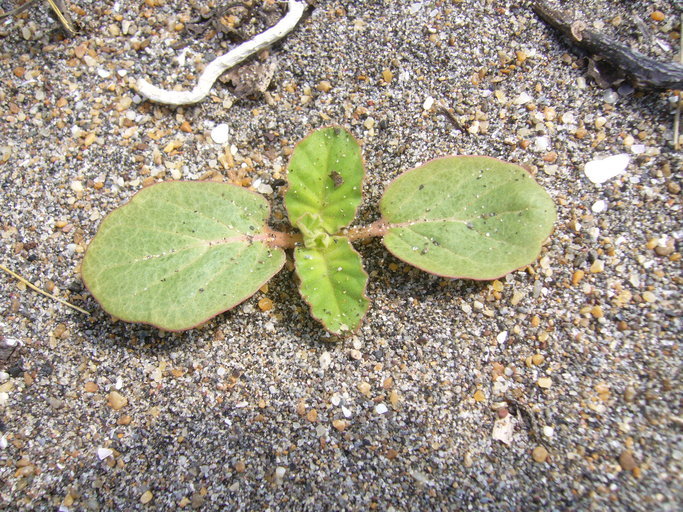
[294,237,369,335]
[285,126,363,235]
[380,156,556,280]
[82,182,286,331]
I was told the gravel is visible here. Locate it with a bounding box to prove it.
[1,0,681,510]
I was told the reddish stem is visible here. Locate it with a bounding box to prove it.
[264,219,389,249]
[263,227,302,249]
[343,219,389,242]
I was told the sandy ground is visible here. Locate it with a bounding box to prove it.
[0,0,681,510]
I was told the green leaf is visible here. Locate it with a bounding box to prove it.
[285,126,363,235]
[82,182,285,331]
[294,237,369,335]
[380,156,556,279]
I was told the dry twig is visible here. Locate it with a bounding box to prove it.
[533,1,683,90]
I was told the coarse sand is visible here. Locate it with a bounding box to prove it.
[0,0,681,510]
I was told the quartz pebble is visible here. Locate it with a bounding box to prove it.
[584,154,630,184]
[211,124,230,144]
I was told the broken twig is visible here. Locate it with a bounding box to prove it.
[136,0,306,106]
[532,1,683,90]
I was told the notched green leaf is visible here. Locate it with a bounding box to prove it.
[82,182,286,331]
[380,156,556,280]
[285,126,364,235]
[294,237,369,335]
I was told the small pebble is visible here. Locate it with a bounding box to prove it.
[537,377,552,389]
[532,446,548,463]
[375,403,388,414]
[332,419,348,431]
[584,154,629,184]
[140,491,153,504]
[618,450,637,471]
[107,391,128,410]
[591,200,607,213]
[210,124,230,145]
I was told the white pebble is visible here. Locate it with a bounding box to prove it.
[375,403,389,414]
[496,331,508,344]
[422,96,435,111]
[97,447,113,460]
[514,92,532,105]
[409,2,424,14]
[0,434,7,450]
[330,393,341,406]
[0,392,8,407]
[211,123,230,145]
[603,89,618,104]
[543,426,554,438]
[631,144,646,154]
[584,154,630,184]
[591,200,607,213]
[533,136,550,152]
[342,406,352,418]
[97,69,111,79]
[319,351,332,370]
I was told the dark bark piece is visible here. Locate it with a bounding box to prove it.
[532,1,683,90]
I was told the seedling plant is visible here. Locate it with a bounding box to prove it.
[82,127,556,335]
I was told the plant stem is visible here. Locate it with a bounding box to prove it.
[263,219,389,249]
[262,228,302,249]
[343,219,389,242]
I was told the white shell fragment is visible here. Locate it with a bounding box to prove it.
[584,154,630,184]
[97,447,114,460]
[492,414,515,445]
[211,124,230,145]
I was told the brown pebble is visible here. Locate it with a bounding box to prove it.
[532,446,548,462]
[234,461,246,473]
[84,381,98,393]
[385,448,399,459]
[618,450,637,471]
[179,121,192,133]
[332,419,347,431]
[117,415,132,425]
[316,80,332,93]
[473,390,485,402]
[107,391,128,410]
[667,182,681,194]
[258,297,273,311]
[306,409,318,422]
[650,10,665,22]
[531,353,545,365]
[497,408,509,419]
[572,270,584,286]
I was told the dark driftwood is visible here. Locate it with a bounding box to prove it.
[532,1,683,90]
